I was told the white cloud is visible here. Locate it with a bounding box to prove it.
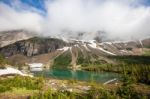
[0,0,150,41]
[0,3,43,33]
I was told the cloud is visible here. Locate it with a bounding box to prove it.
[0,0,150,41]
[0,3,43,33]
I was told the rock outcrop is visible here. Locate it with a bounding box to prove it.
[0,37,68,57]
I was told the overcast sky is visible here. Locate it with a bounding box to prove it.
[0,0,150,40]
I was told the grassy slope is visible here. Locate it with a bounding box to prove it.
[52,51,72,69]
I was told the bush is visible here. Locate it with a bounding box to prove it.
[121,64,150,85]
[0,84,11,93]
[87,86,117,99]
[117,69,147,99]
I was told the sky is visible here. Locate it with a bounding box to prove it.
[0,0,150,41]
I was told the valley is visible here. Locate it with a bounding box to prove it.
[1,0,150,98]
[0,30,150,99]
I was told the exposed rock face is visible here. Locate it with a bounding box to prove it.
[0,37,68,57]
[0,30,32,47]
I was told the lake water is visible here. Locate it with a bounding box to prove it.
[32,69,119,83]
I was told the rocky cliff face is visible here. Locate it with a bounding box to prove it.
[0,37,68,57]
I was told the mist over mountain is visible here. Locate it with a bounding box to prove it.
[0,0,150,41]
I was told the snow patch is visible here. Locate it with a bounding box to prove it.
[87,40,116,55]
[28,63,43,72]
[28,63,43,68]
[0,67,32,77]
[74,44,78,47]
[57,47,70,51]
[101,42,113,45]
[98,48,116,55]
[120,50,128,53]
[88,40,97,48]
[30,68,43,71]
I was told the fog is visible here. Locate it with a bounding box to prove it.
[0,0,150,41]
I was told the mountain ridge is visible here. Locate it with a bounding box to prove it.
[0,30,149,69]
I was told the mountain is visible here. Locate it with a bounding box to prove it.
[0,30,32,47]
[0,30,149,69]
[0,37,68,57]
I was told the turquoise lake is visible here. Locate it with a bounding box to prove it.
[32,69,119,83]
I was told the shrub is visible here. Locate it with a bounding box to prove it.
[0,84,11,93]
[87,86,116,99]
[117,67,148,99]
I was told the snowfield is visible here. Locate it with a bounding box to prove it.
[57,47,70,51]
